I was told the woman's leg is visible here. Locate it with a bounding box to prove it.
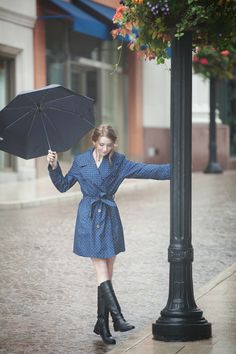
[91,257,110,285]
[92,257,116,344]
[106,256,116,280]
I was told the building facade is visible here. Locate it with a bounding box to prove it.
[0,0,235,184]
[34,0,144,177]
[0,0,36,182]
[142,60,233,170]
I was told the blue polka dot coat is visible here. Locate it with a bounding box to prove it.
[49,147,170,259]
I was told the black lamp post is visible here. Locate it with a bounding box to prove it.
[204,77,223,173]
[152,32,212,341]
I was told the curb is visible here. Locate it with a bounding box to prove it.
[0,179,164,210]
[108,262,236,354]
[0,191,82,210]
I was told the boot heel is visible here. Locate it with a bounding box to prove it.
[99,280,135,333]
[94,285,116,345]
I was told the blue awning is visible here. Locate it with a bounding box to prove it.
[77,0,115,24]
[76,0,130,43]
[50,0,112,40]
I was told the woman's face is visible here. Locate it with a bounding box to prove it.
[95,136,114,157]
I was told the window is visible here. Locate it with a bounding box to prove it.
[45,20,128,160]
[0,56,15,171]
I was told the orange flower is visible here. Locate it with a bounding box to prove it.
[125,22,133,31]
[113,5,127,22]
[111,29,120,39]
[120,28,128,37]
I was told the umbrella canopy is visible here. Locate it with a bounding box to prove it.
[0,84,95,159]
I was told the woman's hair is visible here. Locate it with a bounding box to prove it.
[91,124,117,144]
[91,124,117,163]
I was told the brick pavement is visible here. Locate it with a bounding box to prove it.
[0,171,235,353]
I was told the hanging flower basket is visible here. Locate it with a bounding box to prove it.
[192,46,236,80]
[112,0,236,64]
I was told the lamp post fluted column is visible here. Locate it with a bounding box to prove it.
[152,32,212,341]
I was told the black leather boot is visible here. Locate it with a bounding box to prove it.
[93,286,116,345]
[100,280,135,332]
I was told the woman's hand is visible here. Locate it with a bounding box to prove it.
[47,150,58,169]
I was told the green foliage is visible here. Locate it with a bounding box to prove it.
[112,0,236,63]
[192,46,236,80]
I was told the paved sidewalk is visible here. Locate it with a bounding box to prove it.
[0,170,235,353]
[0,175,156,209]
[109,263,236,354]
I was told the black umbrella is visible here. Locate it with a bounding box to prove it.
[0,84,95,159]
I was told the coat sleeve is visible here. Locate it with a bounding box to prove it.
[122,158,171,180]
[48,159,78,193]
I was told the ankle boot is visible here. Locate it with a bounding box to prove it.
[100,280,135,332]
[93,286,116,345]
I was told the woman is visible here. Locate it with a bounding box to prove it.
[47,124,170,345]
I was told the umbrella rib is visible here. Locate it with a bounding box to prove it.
[42,112,67,151]
[4,105,34,111]
[40,87,53,105]
[48,107,94,128]
[27,108,39,139]
[24,94,40,109]
[4,109,35,130]
[41,112,52,151]
[82,117,95,129]
[40,89,49,104]
[48,106,81,117]
[44,95,75,105]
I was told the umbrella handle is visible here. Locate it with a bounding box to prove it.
[40,113,52,152]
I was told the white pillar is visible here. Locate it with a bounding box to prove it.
[192,73,221,124]
[0,1,36,182]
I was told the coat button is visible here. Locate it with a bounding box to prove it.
[96,224,100,228]
[98,209,101,213]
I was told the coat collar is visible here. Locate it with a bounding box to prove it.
[75,148,125,190]
[75,148,92,167]
[76,147,125,170]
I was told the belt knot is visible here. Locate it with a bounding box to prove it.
[86,192,116,218]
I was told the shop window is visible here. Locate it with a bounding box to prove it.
[45,21,128,161]
[0,56,15,171]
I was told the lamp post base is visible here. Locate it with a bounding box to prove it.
[204,162,223,174]
[153,318,212,341]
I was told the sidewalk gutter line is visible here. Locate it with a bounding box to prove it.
[175,347,186,354]
[196,271,236,300]
[116,333,152,353]
[195,262,236,300]
[108,262,236,354]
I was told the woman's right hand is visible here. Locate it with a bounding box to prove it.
[47,150,58,169]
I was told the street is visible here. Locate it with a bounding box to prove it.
[0,171,236,354]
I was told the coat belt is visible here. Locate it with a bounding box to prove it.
[83,192,116,218]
